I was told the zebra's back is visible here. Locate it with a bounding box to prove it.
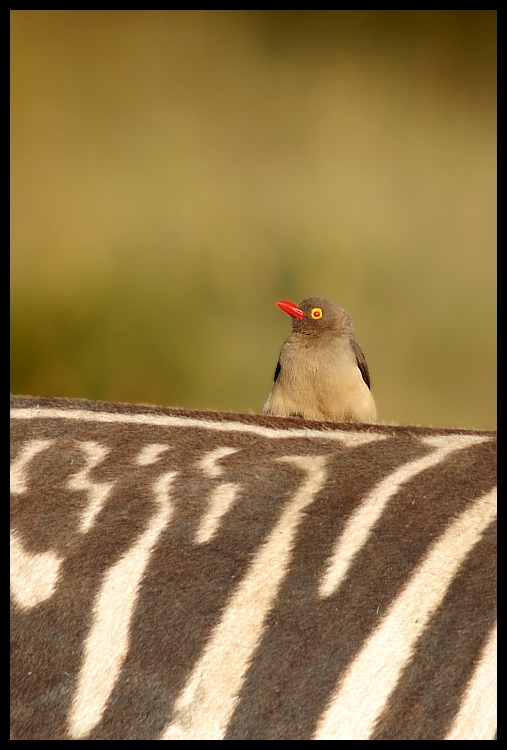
[10,396,496,740]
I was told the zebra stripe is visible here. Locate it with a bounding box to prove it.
[318,434,486,597]
[446,623,497,740]
[10,396,496,740]
[163,455,328,740]
[315,487,496,740]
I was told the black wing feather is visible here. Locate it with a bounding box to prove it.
[350,336,371,389]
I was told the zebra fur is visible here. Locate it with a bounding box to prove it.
[10,395,496,740]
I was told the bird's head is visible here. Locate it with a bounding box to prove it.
[277,296,354,336]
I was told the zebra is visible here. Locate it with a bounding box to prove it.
[10,395,496,740]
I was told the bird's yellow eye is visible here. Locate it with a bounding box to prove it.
[310,307,323,320]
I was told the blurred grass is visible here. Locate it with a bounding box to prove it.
[11,11,496,428]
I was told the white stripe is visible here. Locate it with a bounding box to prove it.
[445,623,497,740]
[318,434,489,598]
[161,455,328,740]
[314,487,496,740]
[195,449,241,544]
[195,483,240,545]
[198,447,239,477]
[10,530,63,610]
[10,406,386,445]
[68,471,177,739]
[10,439,62,609]
[135,444,170,465]
[67,442,115,534]
[10,439,54,494]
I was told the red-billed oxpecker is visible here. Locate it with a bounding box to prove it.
[262,297,377,423]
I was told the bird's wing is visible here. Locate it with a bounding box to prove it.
[273,361,281,383]
[350,336,371,389]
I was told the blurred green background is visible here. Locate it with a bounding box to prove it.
[11,11,496,428]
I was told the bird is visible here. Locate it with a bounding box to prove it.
[262,296,377,423]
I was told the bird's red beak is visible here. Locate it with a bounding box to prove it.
[277,300,305,320]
